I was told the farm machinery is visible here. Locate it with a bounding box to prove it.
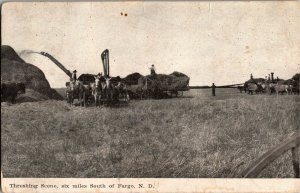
[243,73,300,95]
[39,49,190,106]
[39,50,129,106]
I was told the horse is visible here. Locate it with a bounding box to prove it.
[114,82,130,103]
[237,86,244,93]
[274,84,290,95]
[291,84,300,95]
[102,77,114,105]
[1,82,26,103]
[91,76,103,106]
[66,80,86,107]
[245,82,263,94]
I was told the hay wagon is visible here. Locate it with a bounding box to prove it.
[124,72,190,99]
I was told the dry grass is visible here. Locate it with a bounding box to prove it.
[1,88,299,178]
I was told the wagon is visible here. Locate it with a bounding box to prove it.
[240,132,299,178]
[125,72,190,99]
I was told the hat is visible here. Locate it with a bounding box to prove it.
[152,64,154,66]
[73,70,77,73]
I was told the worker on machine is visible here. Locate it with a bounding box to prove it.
[71,70,77,83]
[150,64,156,75]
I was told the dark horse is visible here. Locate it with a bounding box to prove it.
[66,81,86,107]
[1,82,26,103]
[237,86,244,93]
[113,82,130,103]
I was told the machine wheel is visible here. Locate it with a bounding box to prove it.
[240,132,300,178]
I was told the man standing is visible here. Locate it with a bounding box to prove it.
[212,83,216,96]
[71,70,77,82]
[96,72,102,79]
[150,64,156,75]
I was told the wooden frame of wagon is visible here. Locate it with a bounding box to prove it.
[125,75,190,99]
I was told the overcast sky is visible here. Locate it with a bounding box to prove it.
[2,1,300,87]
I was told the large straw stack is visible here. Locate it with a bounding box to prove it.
[1,45,62,101]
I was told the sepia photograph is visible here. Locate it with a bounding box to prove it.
[1,1,300,192]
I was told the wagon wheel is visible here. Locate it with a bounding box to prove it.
[240,132,300,178]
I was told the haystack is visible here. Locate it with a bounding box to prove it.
[1,45,62,101]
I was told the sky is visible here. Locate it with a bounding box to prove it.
[2,1,300,87]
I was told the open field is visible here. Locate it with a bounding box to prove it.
[1,88,299,178]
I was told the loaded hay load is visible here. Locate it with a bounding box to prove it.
[138,71,189,92]
[122,72,143,85]
[1,45,62,102]
[137,71,190,98]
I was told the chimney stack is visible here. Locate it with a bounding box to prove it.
[271,72,274,82]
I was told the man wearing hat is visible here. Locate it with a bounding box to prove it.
[150,64,156,75]
[96,72,102,79]
[71,70,77,82]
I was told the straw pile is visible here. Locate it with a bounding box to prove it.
[1,45,62,101]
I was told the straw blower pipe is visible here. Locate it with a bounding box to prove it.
[40,52,72,78]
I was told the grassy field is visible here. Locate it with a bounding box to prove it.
[1,88,299,178]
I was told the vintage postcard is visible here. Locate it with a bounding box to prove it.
[1,1,300,193]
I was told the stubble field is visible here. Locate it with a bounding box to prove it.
[1,88,299,178]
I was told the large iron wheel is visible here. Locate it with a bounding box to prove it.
[240,132,300,178]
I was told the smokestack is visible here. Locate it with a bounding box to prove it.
[271,72,274,82]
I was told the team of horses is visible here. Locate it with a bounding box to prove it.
[241,81,299,95]
[1,82,26,103]
[65,76,130,107]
